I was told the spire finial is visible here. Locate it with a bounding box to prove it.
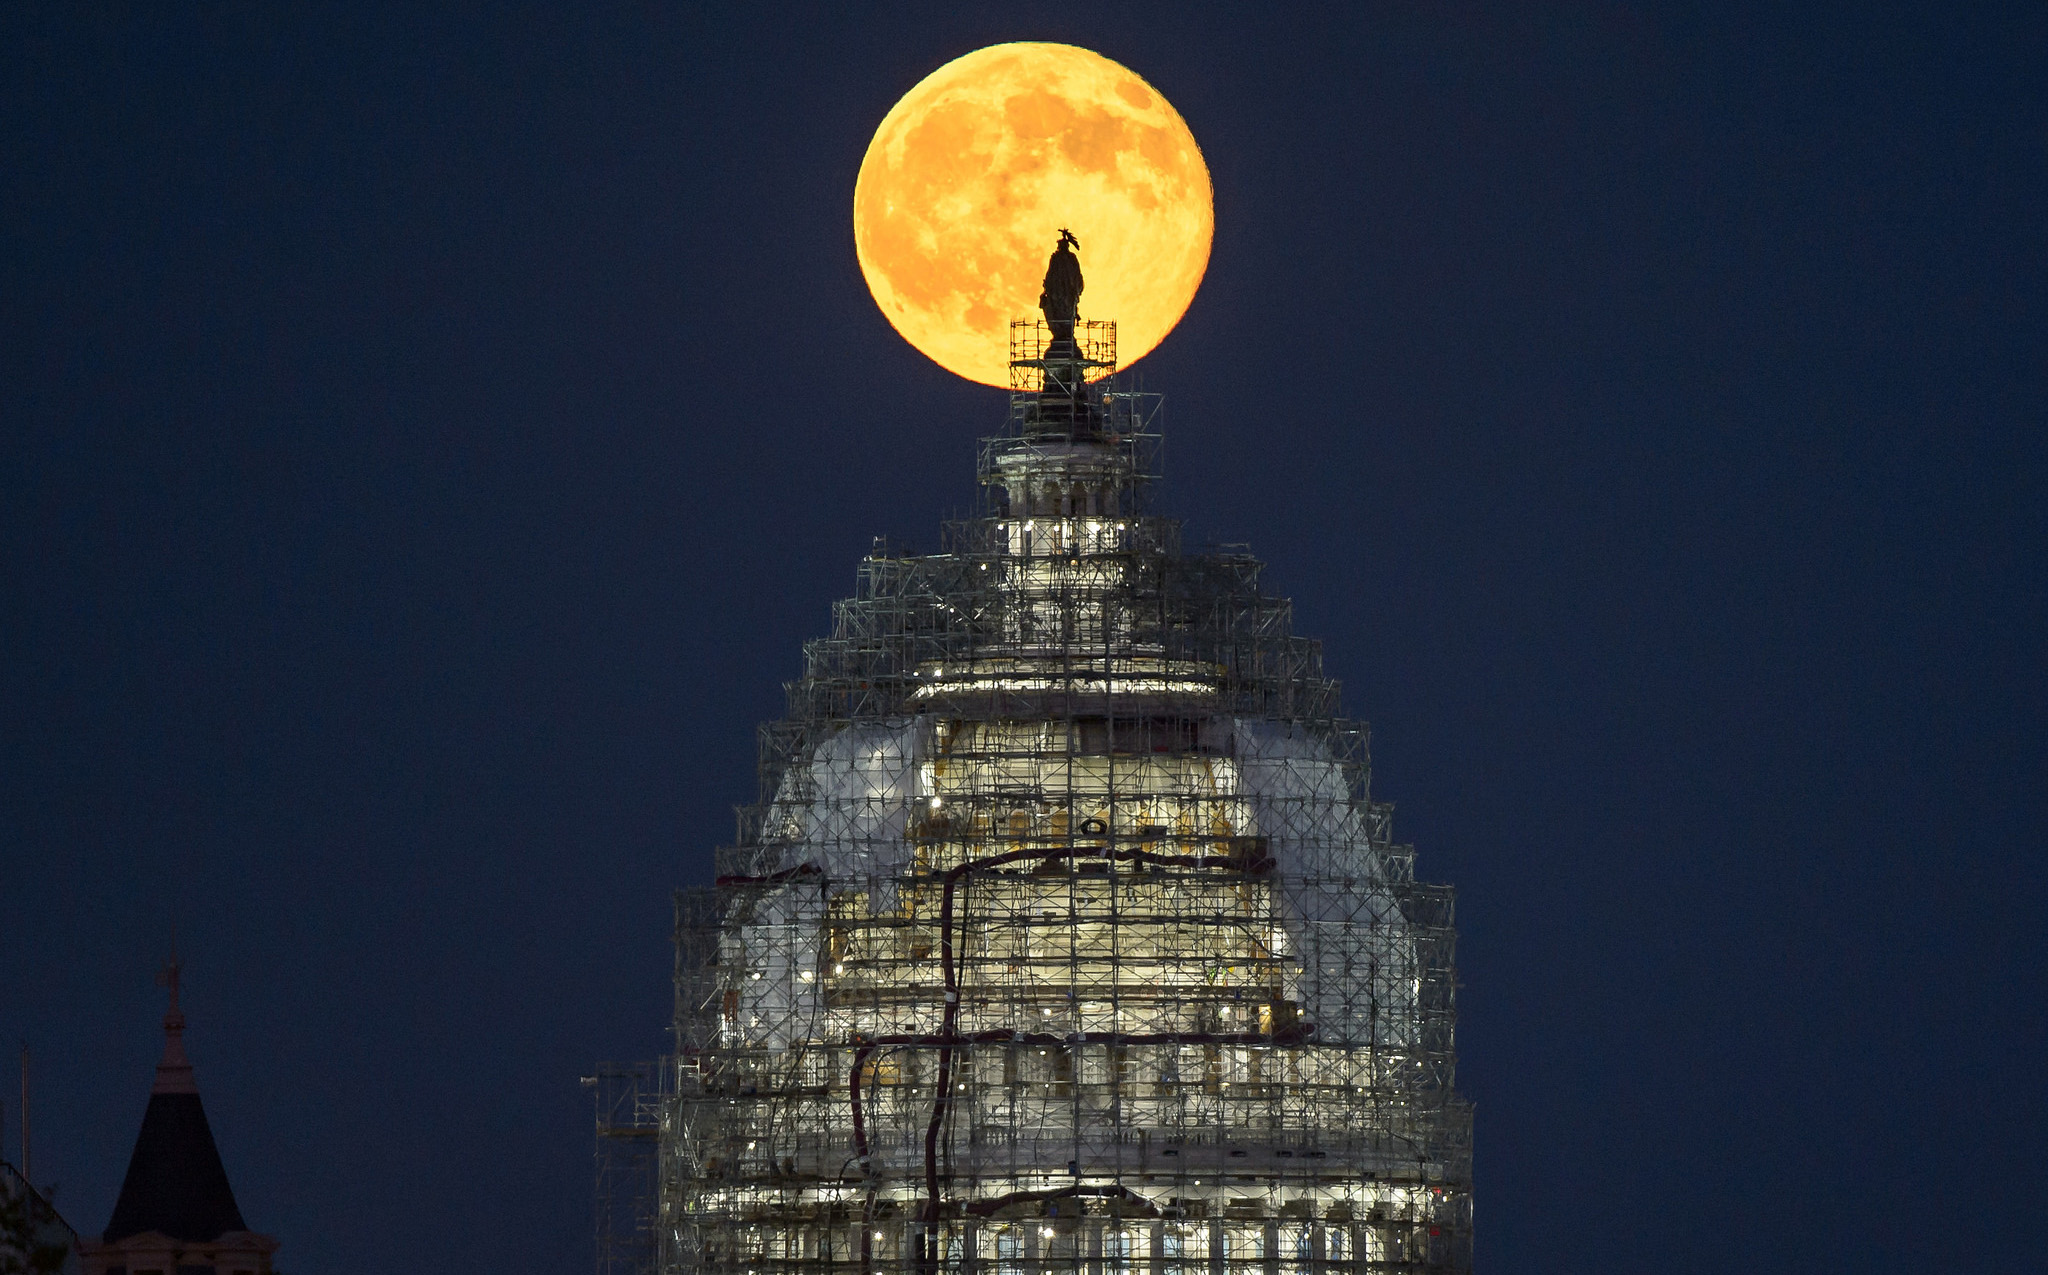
[152,929,196,1095]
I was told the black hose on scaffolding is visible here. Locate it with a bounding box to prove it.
[836,837,1291,1275]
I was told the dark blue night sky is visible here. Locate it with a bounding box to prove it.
[4,5,2043,1272]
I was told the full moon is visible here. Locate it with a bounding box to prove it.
[854,43,1213,388]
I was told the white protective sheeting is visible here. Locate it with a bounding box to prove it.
[730,718,934,1048]
[1232,720,1419,1047]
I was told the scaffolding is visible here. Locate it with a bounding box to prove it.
[590,1062,668,1275]
[611,319,1473,1273]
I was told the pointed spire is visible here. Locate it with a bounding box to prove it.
[104,944,249,1245]
[152,929,196,1095]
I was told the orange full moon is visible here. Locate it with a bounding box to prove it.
[854,42,1213,388]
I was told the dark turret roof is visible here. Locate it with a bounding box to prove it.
[103,1090,248,1242]
[103,956,250,1243]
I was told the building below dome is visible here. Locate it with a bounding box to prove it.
[78,958,278,1275]
[595,313,1473,1273]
